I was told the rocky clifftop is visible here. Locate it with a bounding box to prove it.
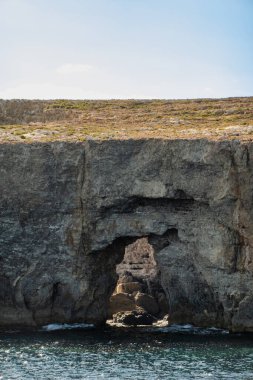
[1,98,253,142]
[0,136,253,331]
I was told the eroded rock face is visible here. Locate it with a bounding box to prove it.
[110,237,167,320]
[116,238,158,281]
[1,139,253,331]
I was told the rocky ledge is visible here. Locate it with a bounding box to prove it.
[1,136,253,332]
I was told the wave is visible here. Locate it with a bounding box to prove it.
[41,323,95,331]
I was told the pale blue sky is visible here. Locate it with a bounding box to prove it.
[0,0,252,99]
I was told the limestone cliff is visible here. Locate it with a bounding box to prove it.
[1,138,253,331]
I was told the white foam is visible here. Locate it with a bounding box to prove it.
[41,323,94,331]
[145,324,229,335]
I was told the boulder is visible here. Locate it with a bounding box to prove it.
[108,292,136,317]
[153,314,170,327]
[116,282,143,294]
[135,292,159,315]
[113,310,157,326]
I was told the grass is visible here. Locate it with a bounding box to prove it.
[0,97,252,143]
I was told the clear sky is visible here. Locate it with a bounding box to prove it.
[0,0,252,99]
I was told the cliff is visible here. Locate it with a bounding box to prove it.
[0,98,253,332]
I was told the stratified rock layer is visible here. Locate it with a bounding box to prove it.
[116,238,158,282]
[1,139,253,331]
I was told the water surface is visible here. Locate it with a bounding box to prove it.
[0,324,253,379]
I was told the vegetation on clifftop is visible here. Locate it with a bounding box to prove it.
[0,97,252,142]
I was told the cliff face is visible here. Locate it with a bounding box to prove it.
[1,139,253,331]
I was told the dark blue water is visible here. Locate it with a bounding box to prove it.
[0,324,253,380]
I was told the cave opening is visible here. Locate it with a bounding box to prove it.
[107,237,169,326]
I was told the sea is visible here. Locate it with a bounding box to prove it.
[0,323,253,379]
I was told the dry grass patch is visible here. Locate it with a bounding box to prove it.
[0,97,252,142]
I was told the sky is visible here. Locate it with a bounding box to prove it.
[0,0,252,99]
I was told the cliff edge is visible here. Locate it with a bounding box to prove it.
[0,98,253,332]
